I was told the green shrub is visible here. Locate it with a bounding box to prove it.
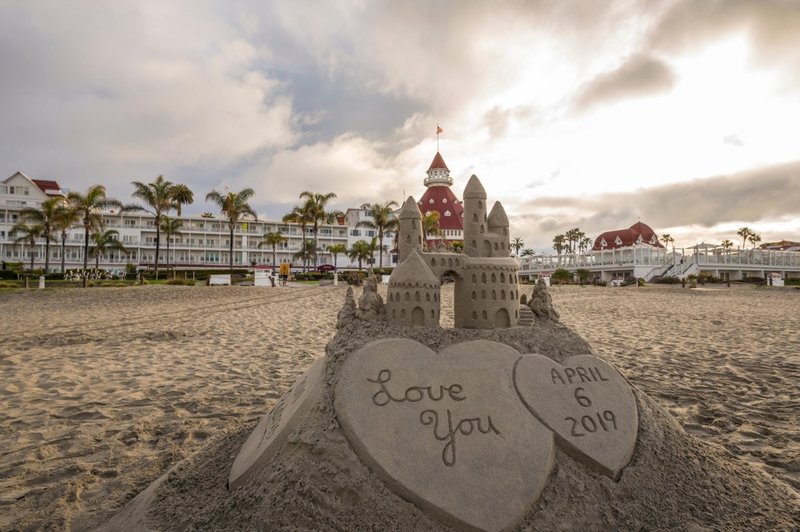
[784,278,800,286]
[0,270,18,280]
[166,279,195,286]
[551,268,572,284]
[655,276,681,284]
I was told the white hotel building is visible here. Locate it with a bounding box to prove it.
[1,171,391,272]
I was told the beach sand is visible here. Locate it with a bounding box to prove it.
[0,283,797,530]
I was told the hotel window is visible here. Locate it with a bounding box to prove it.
[429,198,434,203]
[444,211,451,217]
[23,187,29,195]
[0,186,6,193]
[442,198,448,203]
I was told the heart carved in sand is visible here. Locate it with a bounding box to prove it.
[513,354,638,480]
[335,339,554,532]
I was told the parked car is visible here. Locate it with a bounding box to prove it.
[609,279,624,287]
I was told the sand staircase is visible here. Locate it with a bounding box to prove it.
[518,304,534,327]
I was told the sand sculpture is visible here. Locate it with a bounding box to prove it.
[100,174,799,532]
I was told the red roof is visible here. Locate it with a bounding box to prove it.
[427,152,449,172]
[593,222,663,250]
[32,179,62,196]
[418,186,464,231]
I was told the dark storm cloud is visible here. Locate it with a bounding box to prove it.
[517,160,800,237]
[573,54,675,111]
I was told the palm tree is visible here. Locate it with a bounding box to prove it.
[579,237,593,254]
[511,236,525,257]
[721,239,733,253]
[159,216,184,275]
[205,188,257,273]
[327,243,347,270]
[89,229,129,269]
[293,239,317,268]
[68,185,124,277]
[348,239,375,271]
[258,231,287,274]
[171,184,194,216]
[520,248,535,257]
[737,227,753,250]
[421,211,442,250]
[660,234,674,249]
[129,175,184,279]
[20,197,62,272]
[748,232,761,250]
[282,204,313,273]
[299,191,341,267]
[11,223,44,270]
[53,203,80,275]
[357,201,399,270]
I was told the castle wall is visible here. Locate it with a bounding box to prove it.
[385,283,440,327]
[457,258,520,329]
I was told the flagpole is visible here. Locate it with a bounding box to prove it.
[437,124,440,152]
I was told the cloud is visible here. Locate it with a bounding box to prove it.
[0,1,297,200]
[573,54,675,111]
[511,160,800,248]
[649,0,800,83]
[723,134,745,147]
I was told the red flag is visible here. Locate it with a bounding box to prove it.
[436,126,443,134]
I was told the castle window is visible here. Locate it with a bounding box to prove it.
[431,309,435,318]
[481,273,487,283]
[426,292,431,302]
[501,290,505,300]
[473,213,478,222]
[434,293,438,302]
[405,292,410,302]
[472,311,477,319]
[472,291,476,300]
[448,258,453,267]
[491,273,496,283]
[480,225,485,233]
[388,293,393,302]
[401,309,406,318]
[393,309,396,318]
[472,274,477,283]
[471,240,477,249]
[491,290,496,300]
[431,258,436,267]
[500,273,505,283]
[481,290,486,299]
[482,310,487,319]
[494,242,498,250]
[415,291,421,302]
[478,200,483,209]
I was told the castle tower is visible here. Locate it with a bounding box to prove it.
[398,196,423,263]
[462,175,488,257]
[487,202,510,258]
[386,249,441,327]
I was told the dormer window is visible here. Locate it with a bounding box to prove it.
[429,198,434,204]
[442,198,448,203]
[615,236,622,246]
[444,210,451,217]
[600,238,607,248]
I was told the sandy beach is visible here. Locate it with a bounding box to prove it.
[1,283,798,530]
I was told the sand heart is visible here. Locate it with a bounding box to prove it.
[513,354,638,480]
[335,338,554,532]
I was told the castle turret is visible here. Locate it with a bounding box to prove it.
[386,249,441,327]
[462,175,488,258]
[398,196,423,262]
[487,201,510,257]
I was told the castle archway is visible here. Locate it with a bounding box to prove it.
[494,308,510,328]
[411,306,425,326]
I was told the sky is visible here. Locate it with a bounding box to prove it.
[2,0,799,252]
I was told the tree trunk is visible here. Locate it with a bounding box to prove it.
[272,244,277,274]
[301,227,307,273]
[96,253,100,270]
[229,225,234,274]
[154,217,161,280]
[60,232,67,275]
[29,239,35,270]
[83,221,89,288]
[44,237,50,272]
[378,232,384,270]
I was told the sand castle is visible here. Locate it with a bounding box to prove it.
[99,172,799,532]
[387,175,520,329]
